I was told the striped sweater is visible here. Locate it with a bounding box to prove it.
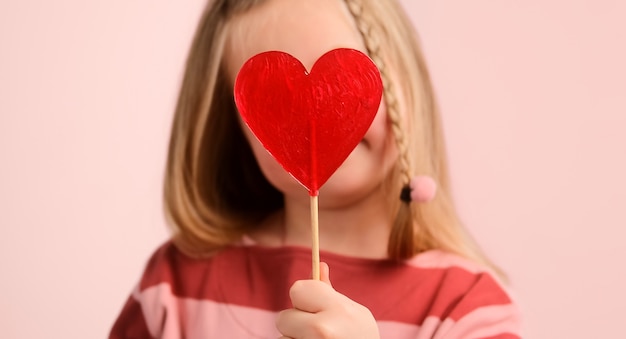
[110,241,522,338]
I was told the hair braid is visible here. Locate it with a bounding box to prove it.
[345,0,416,259]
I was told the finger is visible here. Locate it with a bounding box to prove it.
[289,279,335,312]
[276,308,316,338]
[320,262,333,287]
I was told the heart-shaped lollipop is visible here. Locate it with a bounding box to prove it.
[234,48,382,280]
[234,48,383,196]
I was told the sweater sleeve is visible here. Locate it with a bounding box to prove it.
[430,272,523,339]
[109,242,179,339]
[109,291,153,339]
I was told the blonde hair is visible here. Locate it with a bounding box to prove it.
[164,0,502,275]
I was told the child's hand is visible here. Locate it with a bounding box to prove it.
[276,263,380,339]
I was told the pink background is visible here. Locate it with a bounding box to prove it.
[1,0,624,338]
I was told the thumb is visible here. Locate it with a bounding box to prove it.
[320,262,333,287]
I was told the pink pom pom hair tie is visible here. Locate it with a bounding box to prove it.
[400,176,437,203]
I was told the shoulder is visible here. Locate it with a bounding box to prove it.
[116,241,247,337]
[407,249,487,271]
[137,240,244,293]
[110,242,188,338]
[402,250,523,338]
[405,249,510,295]
[137,240,185,291]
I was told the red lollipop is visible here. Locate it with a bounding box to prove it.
[234,48,383,278]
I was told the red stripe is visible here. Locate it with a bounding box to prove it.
[138,242,513,325]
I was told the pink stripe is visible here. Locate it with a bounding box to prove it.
[377,308,521,339]
[137,283,281,338]
[415,317,444,339]
[133,284,180,338]
[379,316,446,339]
[432,304,522,339]
[184,298,281,338]
[377,320,421,337]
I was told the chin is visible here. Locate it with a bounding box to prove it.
[318,169,380,205]
[317,182,376,208]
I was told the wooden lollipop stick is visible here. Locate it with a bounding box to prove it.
[310,195,320,280]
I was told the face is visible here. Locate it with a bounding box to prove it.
[225,0,398,207]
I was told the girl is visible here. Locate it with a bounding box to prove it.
[110,0,522,338]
